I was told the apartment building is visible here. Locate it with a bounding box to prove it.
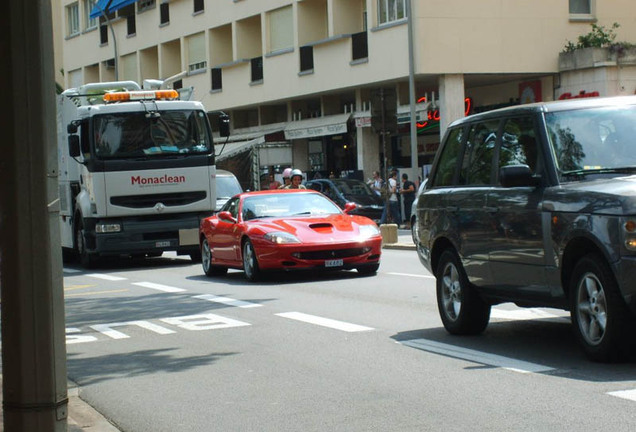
[57,0,636,188]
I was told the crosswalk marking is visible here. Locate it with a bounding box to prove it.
[86,273,127,281]
[131,282,185,293]
[193,294,262,308]
[387,272,434,279]
[400,339,554,374]
[608,389,636,402]
[276,312,373,332]
[491,308,570,322]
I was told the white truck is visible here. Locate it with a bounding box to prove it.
[57,80,228,267]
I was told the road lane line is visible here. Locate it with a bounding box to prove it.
[491,308,570,322]
[400,339,554,374]
[193,294,262,308]
[65,289,129,297]
[276,312,373,332]
[86,273,127,281]
[132,282,185,293]
[387,272,435,279]
[64,284,95,290]
[608,389,636,402]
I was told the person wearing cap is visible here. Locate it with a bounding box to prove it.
[284,169,306,189]
[278,167,292,189]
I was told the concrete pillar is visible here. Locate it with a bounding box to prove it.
[438,74,466,141]
[1,0,68,430]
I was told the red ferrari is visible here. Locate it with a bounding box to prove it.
[199,189,382,281]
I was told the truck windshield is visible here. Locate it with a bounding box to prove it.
[92,110,212,159]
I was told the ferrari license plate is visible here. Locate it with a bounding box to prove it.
[155,241,170,248]
[325,259,343,267]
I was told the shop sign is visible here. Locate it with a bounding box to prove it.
[417,97,472,132]
[285,122,348,139]
[355,117,372,128]
[558,90,600,100]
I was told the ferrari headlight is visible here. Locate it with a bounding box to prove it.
[358,224,380,240]
[264,232,301,244]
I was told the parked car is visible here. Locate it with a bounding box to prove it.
[199,189,382,281]
[305,178,384,223]
[415,95,636,362]
[215,169,243,211]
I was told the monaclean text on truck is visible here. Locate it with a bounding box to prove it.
[57,80,229,267]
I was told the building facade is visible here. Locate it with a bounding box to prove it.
[56,0,636,188]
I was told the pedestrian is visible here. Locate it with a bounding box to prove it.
[379,170,400,225]
[284,169,306,189]
[268,173,281,190]
[399,173,416,229]
[369,170,383,196]
[278,167,292,189]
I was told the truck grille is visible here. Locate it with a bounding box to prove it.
[111,191,207,209]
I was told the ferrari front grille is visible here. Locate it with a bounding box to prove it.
[295,248,367,260]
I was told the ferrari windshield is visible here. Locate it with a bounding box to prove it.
[242,192,342,220]
[545,105,636,176]
[92,110,212,159]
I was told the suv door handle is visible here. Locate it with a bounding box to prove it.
[484,206,499,213]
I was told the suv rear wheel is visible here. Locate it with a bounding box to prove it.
[436,249,491,335]
[570,254,633,362]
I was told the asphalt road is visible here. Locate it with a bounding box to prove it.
[62,249,636,432]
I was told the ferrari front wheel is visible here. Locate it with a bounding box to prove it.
[242,239,261,282]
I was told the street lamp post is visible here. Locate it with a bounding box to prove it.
[407,0,418,173]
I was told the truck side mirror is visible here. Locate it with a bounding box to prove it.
[68,135,81,158]
[218,114,230,137]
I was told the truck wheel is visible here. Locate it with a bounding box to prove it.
[74,218,96,268]
[570,253,633,362]
[436,249,490,335]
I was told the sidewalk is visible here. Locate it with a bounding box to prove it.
[1,376,120,431]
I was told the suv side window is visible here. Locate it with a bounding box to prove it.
[431,127,464,187]
[459,120,499,185]
[499,116,541,176]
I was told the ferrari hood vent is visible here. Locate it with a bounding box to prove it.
[309,222,333,231]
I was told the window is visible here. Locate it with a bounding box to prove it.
[211,68,222,91]
[84,0,98,30]
[99,23,108,44]
[352,32,368,61]
[499,117,540,176]
[127,14,136,36]
[300,46,314,72]
[194,0,204,13]
[378,0,406,25]
[460,121,499,186]
[251,56,263,82]
[187,33,207,72]
[569,0,591,14]
[67,2,80,37]
[138,0,155,12]
[160,2,170,24]
[432,127,464,187]
[268,6,293,52]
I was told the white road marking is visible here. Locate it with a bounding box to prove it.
[161,314,251,330]
[608,389,636,402]
[400,339,554,374]
[491,308,570,322]
[276,312,373,332]
[63,268,82,273]
[132,281,185,293]
[387,272,435,279]
[193,294,262,308]
[86,273,127,281]
[90,320,176,339]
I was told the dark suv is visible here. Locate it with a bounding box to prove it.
[415,95,636,362]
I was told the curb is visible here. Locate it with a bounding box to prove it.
[382,242,416,250]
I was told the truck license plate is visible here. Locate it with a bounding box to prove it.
[325,259,343,267]
[156,241,170,248]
